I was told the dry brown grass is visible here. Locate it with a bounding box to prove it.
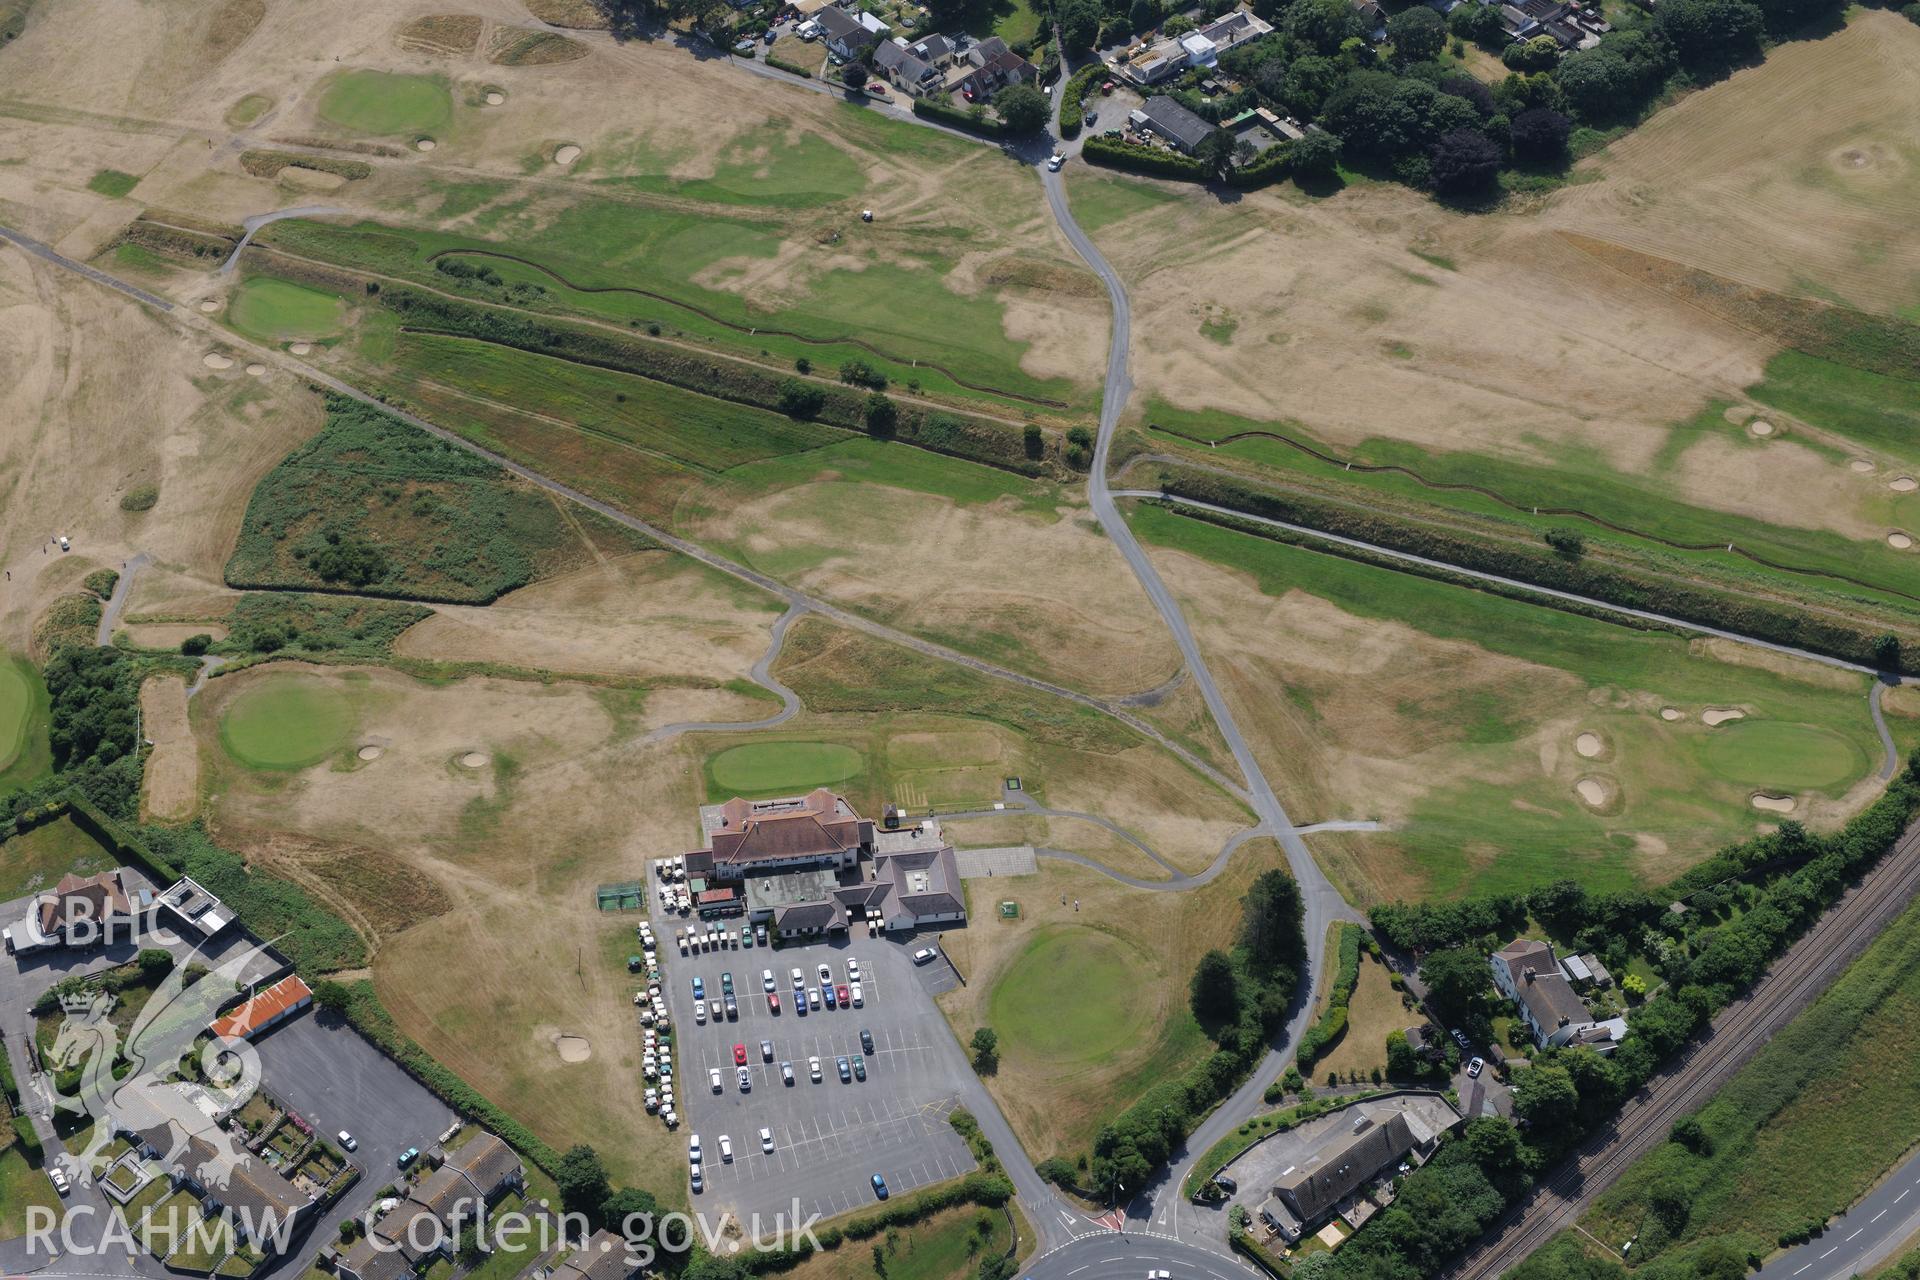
[521,0,610,27]
[139,676,198,822]
[1311,951,1410,1081]
[394,14,485,55]
[197,661,705,1192]
[393,550,782,683]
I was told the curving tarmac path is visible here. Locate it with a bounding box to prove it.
[217,205,346,273]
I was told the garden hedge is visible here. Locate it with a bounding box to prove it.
[912,96,1008,137]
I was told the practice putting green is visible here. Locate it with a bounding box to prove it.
[219,674,358,770]
[228,278,345,343]
[987,925,1156,1064]
[317,70,451,135]
[0,659,36,775]
[1700,721,1869,792]
[708,741,864,795]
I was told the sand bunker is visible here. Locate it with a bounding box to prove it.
[246,363,266,376]
[555,1034,591,1063]
[416,137,437,152]
[289,342,312,356]
[1748,419,1775,437]
[1574,732,1604,758]
[1574,777,1614,808]
[1893,477,1918,493]
[198,299,220,314]
[1751,793,1796,814]
[1892,533,1915,551]
[202,352,234,370]
[459,751,489,769]
[1852,459,1876,474]
[1659,707,1683,722]
[553,144,581,166]
[357,745,384,761]
[485,91,505,105]
[1701,708,1746,726]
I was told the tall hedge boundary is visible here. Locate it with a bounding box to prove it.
[1153,469,1910,673]
[1059,65,1104,139]
[912,96,1009,137]
[741,1172,1016,1274]
[1295,923,1364,1068]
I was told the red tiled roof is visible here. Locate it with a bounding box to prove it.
[210,975,312,1040]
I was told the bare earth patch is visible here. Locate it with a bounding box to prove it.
[140,675,197,822]
[124,622,227,648]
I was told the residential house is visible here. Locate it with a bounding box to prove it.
[338,1134,524,1280]
[874,38,939,93]
[815,6,878,59]
[123,1083,317,1254]
[908,32,956,65]
[1491,938,1626,1052]
[158,876,235,940]
[9,869,141,953]
[518,1230,641,1280]
[1130,95,1215,154]
[951,35,1035,99]
[1256,1100,1459,1243]
[1111,9,1272,85]
[1350,0,1387,37]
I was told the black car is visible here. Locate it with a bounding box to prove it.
[859,1028,874,1054]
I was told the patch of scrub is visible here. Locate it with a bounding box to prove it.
[219,673,358,770]
[1701,707,1747,726]
[1575,731,1605,759]
[707,740,863,796]
[227,277,346,343]
[317,70,451,136]
[1574,776,1615,809]
[985,925,1156,1065]
[1751,793,1796,813]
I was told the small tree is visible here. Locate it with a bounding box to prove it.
[1544,527,1586,558]
[1189,949,1240,1024]
[1386,6,1445,63]
[843,61,869,89]
[1289,129,1342,180]
[971,1026,999,1072]
[1023,424,1044,459]
[995,82,1050,134]
[1429,127,1502,195]
[864,391,898,437]
[1501,34,1560,71]
[794,356,812,375]
[1193,128,1238,179]
[1874,633,1902,672]
[180,633,213,656]
[1509,106,1571,163]
[778,378,826,419]
[312,978,352,1015]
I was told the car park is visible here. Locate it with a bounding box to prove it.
[860,1028,874,1053]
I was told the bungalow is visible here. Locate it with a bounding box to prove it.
[1491,938,1626,1051]
[518,1230,641,1280]
[338,1134,523,1280]
[123,1083,317,1253]
[1130,95,1215,154]
[9,869,141,953]
[815,6,878,59]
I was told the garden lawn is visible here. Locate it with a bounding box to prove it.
[0,814,112,900]
[1584,888,1920,1269]
[317,71,450,135]
[0,1143,60,1239]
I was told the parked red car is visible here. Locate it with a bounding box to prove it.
[836,984,850,1006]
[768,993,781,1014]
[733,1043,748,1065]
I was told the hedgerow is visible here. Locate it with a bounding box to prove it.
[1295,922,1364,1067]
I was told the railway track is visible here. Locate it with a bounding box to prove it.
[1451,808,1920,1278]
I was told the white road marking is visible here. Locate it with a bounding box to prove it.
[1820,1247,1837,1258]
[1848,1229,1862,1240]
[1874,1210,1887,1222]
[1898,1189,1911,1204]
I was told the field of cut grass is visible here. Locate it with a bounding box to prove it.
[1749,350,1920,461]
[218,671,360,770]
[1583,887,1920,1270]
[706,739,866,797]
[0,814,111,900]
[985,925,1160,1065]
[0,654,51,794]
[596,132,866,210]
[1143,397,1920,614]
[317,70,450,135]
[0,1143,60,1240]
[1065,171,1185,235]
[227,277,346,343]
[1127,501,1887,902]
[86,168,138,197]
[775,1203,1018,1280]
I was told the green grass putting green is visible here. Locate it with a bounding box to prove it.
[707,740,864,796]
[218,674,358,770]
[986,925,1156,1064]
[0,655,51,796]
[228,277,346,343]
[1700,720,1868,791]
[317,70,451,136]
[86,169,139,198]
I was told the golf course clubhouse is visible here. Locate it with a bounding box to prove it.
[684,790,967,936]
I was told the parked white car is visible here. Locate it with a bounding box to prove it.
[710,1068,723,1092]
[760,1127,774,1153]
[850,982,864,1007]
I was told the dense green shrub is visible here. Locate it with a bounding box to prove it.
[1082,134,1210,180]
[911,97,1008,137]
[120,485,160,512]
[1295,923,1364,1066]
